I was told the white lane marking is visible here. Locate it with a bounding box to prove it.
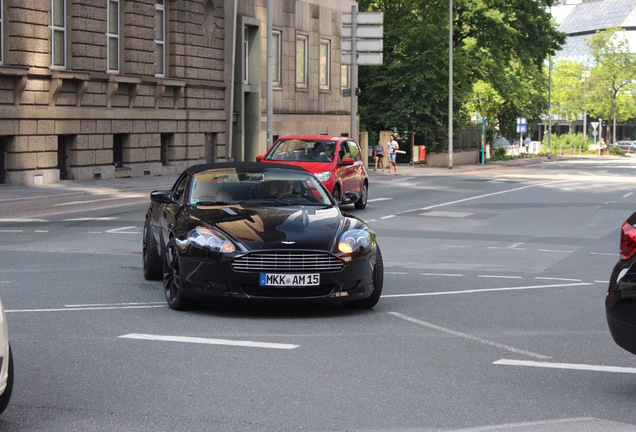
[53,195,145,207]
[478,275,523,279]
[595,280,609,284]
[382,282,593,298]
[34,230,48,233]
[452,418,608,430]
[536,277,581,282]
[105,226,139,234]
[623,192,633,198]
[494,359,636,374]
[420,272,463,277]
[0,218,48,223]
[380,215,396,220]
[0,230,22,233]
[63,217,118,221]
[590,252,615,256]
[488,242,525,251]
[65,302,164,308]
[367,197,393,203]
[119,333,299,350]
[386,271,408,275]
[539,249,573,253]
[420,210,474,218]
[577,171,595,177]
[389,312,549,360]
[6,304,166,313]
[401,180,571,214]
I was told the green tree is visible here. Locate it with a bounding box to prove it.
[587,27,636,143]
[550,60,584,132]
[357,0,564,148]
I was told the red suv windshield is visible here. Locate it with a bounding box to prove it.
[265,139,336,162]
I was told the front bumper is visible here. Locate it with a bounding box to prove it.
[606,259,636,354]
[177,250,377,303]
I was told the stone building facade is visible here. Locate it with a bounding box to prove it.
[0,0,356,185]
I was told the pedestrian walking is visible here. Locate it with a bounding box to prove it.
[599,138,606,156]
[524,136,531,154]
[374,140,384,171]
[387,134,399,174]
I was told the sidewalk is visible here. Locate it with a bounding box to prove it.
[0,174,178,203]
[368,155,553,178]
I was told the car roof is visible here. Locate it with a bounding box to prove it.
[184,161,311,175]
[275,135,351,142]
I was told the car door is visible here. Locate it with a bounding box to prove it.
[344,140,364,195]
[336,140,355,195]
[159,175,188,249]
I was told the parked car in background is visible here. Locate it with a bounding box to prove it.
[613,140,636,153]
[143,162,383,311]
[256,135,368,209]
[606,210,636,354]
[0,297,13,414]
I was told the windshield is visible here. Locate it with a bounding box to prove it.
[189,169,333,207]
[265,139,336,162]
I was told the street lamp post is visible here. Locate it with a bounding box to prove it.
[582,69,589,143]
[448,0,453,169]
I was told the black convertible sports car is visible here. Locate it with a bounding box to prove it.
[606,211,636,354]
[143,162,383,310]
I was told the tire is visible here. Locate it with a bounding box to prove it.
[354,181,368,209]
[331,185,341,203]
[143,220,162,280]
[0,345,14,415]
[163,238,193,311]
[343,247,383,310]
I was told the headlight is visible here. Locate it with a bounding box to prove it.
[187,227,236,253]
[338,228,371,254]
[316,171,332,182]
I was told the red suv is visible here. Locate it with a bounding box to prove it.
[256,135,368,209]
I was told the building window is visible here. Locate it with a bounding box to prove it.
[272,30,282,87]
[0,0,3,65]
[0,137,5,184]
[296,33,308,87]
[51,0,66,68]
[341,64,350,89]
[243,26,249,84]
[155,0,165,77]
[107,0,119,72]
[161,134,172,166]
[319,39,330,89]
[113,134,124,168]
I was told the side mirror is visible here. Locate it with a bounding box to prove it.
[341,157,354,166]
[341,191,359,205]
[255,155,264,162]
[150,190,173,204]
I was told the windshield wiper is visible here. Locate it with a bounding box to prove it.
[195,200,232,206]
[240,199,295,206]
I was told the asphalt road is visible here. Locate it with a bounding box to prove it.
[1,156,636,431]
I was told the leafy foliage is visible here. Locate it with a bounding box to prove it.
[357,0,565,147]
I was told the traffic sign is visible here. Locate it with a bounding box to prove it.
[342,10,383,66]
[516,117,527,133]
[591,122,599,130]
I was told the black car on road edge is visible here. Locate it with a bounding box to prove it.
[606,211,636,354]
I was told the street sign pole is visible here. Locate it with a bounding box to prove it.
[481,116,485,166]
[350,5,357,141]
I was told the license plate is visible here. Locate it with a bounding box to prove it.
[260,273,320,286]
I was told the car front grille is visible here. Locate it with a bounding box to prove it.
[232,251,344,272]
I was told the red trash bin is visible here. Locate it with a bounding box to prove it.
[419,145,426,162]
